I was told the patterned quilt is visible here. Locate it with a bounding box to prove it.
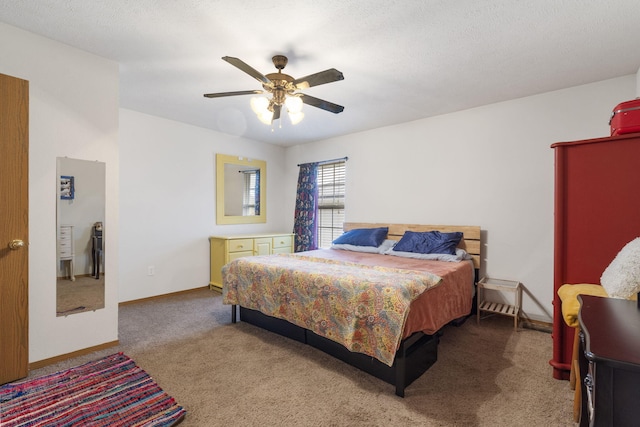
[222,253,443,366]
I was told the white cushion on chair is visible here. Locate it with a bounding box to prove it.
[601,237,640,299]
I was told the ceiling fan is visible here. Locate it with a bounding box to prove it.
[204,55,344,125]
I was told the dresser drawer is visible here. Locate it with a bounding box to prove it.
[228,250,254,262]
[228,239,254,253]
[272,246,291,254]
[273,235,292,249]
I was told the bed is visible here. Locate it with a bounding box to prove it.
[222,223,481,396]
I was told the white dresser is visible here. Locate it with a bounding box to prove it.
[58,225,75,281]
[209,233,294,290]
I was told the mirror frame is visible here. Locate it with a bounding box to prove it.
[216,153,266,224]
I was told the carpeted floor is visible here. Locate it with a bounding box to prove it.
[56,275,105,316]
[29,288,575,426]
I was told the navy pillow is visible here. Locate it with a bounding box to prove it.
[393,231,463,255]
[332,227,388,247]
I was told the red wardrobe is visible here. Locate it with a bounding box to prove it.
[550,133,640,380]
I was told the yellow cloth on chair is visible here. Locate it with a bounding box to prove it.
[557,284,609,327]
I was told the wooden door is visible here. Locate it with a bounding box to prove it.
[0,73,29,384]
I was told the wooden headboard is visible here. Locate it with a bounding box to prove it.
[343,222,481,269]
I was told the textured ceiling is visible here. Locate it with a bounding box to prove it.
[2,0,640,146]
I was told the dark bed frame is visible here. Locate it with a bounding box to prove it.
[232,305,440,397]
[227,223,481,397]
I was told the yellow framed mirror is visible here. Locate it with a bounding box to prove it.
[216,154,266,224]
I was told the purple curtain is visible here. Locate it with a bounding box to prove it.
[293,162,319,252]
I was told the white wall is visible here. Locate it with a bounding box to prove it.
[0,23,119,362]
[118,109,287,302]
[284,75,637,322]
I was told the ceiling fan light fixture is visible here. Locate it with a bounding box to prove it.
[285,95,303,113]
[250,97,270,115]
[206,55,344,128]
[288,111,304,125]
[257,110,274,125]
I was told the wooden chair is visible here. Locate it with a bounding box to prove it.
[569,324,581,422]
[557,284,608,423]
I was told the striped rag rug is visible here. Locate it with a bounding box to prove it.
[0,352,185,426]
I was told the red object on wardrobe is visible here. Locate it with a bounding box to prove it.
[550,133,640,380]
[610,99,640,136]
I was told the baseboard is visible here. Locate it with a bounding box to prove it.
[119,286,212,306]
[29,340,119,370]
[521,318,552,333]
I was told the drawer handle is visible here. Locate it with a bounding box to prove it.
[585,373,595,423]
[238,245,243,248]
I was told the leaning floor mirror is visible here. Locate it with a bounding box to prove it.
[56,157,106,316]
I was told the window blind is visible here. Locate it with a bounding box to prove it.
[317,161,346,248]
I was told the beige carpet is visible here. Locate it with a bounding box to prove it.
[56,275,105,316]
[30,288,575,426]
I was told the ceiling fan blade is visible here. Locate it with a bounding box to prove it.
[300,94,344,114]
[203,90,263,98]
[272,104,281,122]
[293,68,344,89]
[222,56,271,84]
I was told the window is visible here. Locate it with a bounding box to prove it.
[317,161,346,248]
[242,170,257,216]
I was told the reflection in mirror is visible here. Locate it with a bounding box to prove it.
[56,158,106,316]
[223,163,260,216]
[216,154,266,224]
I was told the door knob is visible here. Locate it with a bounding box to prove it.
[8,239,25,250]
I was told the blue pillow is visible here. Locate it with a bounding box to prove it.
[332,239,397,254]
[332,227,388,247]
[393,231,463,255]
